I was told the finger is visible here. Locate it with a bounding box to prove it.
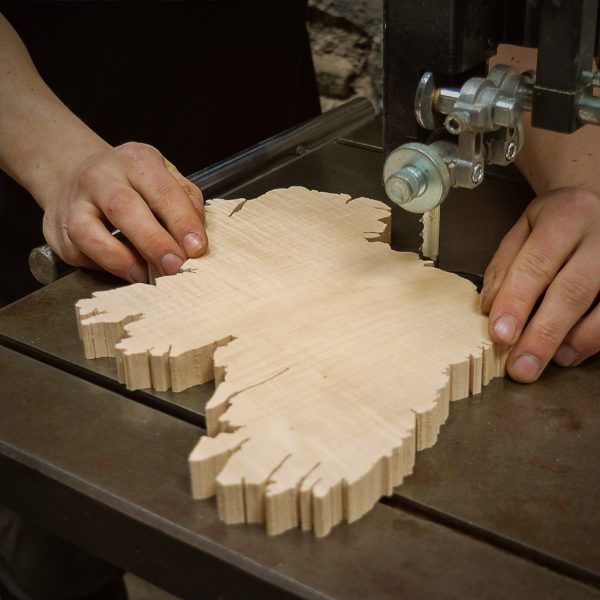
[554,301,600,367]
[164,158,206,223]
[118,144,208,258]
[96,182,186,276]
[481,214,531,314]
[506,241,599,382]
[486,212,585,347]
[65,209,148,283]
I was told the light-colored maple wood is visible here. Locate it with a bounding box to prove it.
[76,187,505,537]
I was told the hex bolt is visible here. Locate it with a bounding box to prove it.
[505,141,517,161]
[445,114,465,134]
[493,97,519,128]
[385,165,428,206]
[471,163,484,184]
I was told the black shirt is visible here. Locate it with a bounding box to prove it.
[0,0,320,303]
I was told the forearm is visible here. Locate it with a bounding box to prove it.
[517,102,600,195]
[492,44,600,195]
[0,14,109,208]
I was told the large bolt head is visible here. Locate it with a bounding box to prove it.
[385,174,413,205]
[383,142,453,213]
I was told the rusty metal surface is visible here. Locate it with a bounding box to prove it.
[1,132,599,593]
[1,344,599,599]
[0,269,213,426]
[394,359,600,581]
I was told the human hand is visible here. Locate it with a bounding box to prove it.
[481,187,600,383]
[41,142,207,283]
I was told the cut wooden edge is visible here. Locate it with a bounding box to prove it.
[110,336,234,392]
[189,430,250,499]
[76,307,143,360]
[188,337,506,537]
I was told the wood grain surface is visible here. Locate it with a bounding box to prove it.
[76,187,505,536]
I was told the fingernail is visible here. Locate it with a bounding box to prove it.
[512,354,541,382]
[128,264,148,283]
[161,253,184,275]
[493,315,518,344]
[183,232,203,257]
[554,343,579,367]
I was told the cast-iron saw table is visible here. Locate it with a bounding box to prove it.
[1,104,599,599]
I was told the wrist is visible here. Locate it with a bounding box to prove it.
[29,133,110,211]
[516,114,600,197]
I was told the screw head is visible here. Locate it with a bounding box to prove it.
[471,163,484,184]
[445,114,463,134]
[505,141,517,161]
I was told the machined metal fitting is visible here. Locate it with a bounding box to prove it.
[383,141,455,213]
[385,165,428,206]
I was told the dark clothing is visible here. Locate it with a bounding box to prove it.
[0,0,320,304]
[0,2,319,598]
[0,506,127,600]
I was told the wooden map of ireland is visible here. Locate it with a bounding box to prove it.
[76,187,505,537]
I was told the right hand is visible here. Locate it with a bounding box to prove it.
[481,187,600,382]
[42,141,208,283]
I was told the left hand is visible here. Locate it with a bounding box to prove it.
[41,142,207,283]
[481,187,600,383]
